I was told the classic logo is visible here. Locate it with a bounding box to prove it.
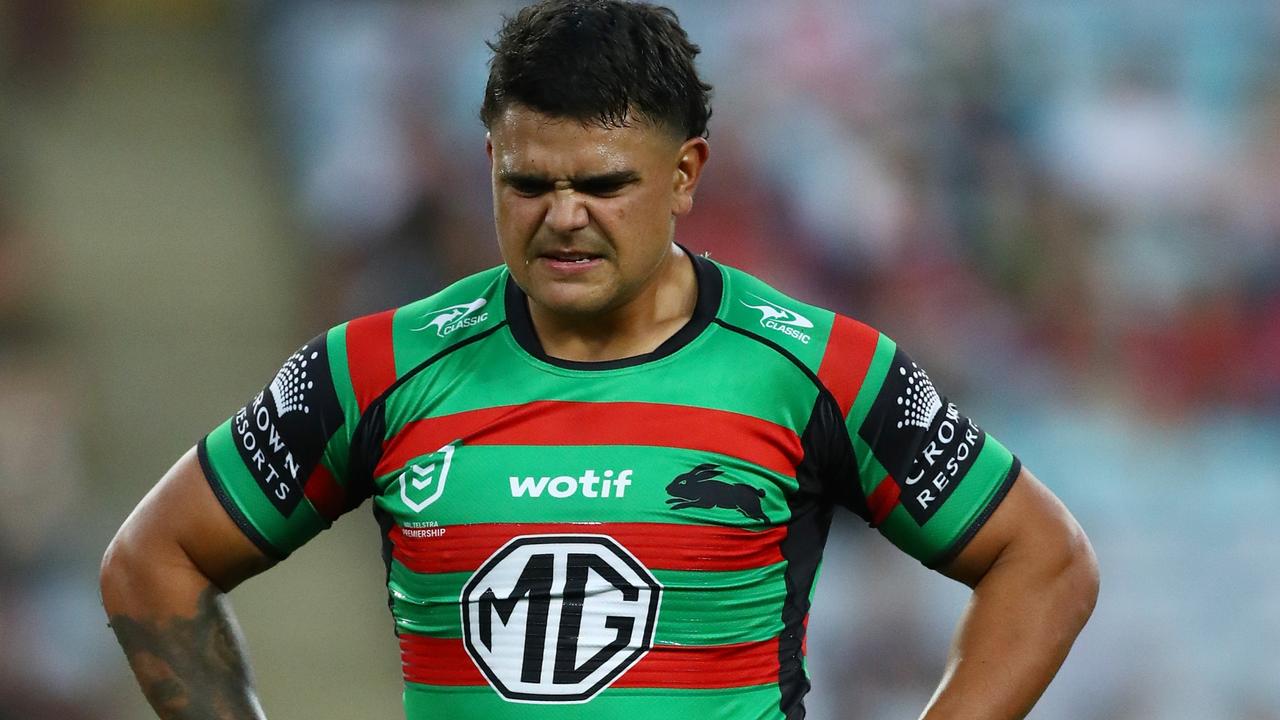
[461,535,661,704]
[741,294,813,344]
[398,443,455,513]
[665,463,768,522]
[859,349,985,525]
[412,298,489,337]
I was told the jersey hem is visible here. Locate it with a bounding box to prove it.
[924,455,1021,569]
[197,438,289,562]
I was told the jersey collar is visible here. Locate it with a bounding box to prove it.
[503,247,723,371]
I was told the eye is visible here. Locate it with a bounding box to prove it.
[505,178,552,197]
[576,181,627,198]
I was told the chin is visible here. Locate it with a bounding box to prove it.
[530,285,622,319]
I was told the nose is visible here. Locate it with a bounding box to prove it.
[544,188,590,234]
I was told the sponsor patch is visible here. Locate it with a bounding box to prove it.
[509,469,633,499]
[741,294,814,344]
[398,443,455,513]
[413,298,490,338]
[665,463,768,522]
[230,335,343,516]
[859,349,985,525]
[461,535,661,703]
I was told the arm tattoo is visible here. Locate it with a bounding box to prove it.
[108,585,266,720]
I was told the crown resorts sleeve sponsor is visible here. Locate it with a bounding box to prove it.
[841,334,1019,566]
[199,326,363,558]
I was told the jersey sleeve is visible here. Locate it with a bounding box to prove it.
[831,327,1019,568]
[197,325,367,560]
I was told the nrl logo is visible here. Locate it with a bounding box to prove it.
[398,443,455,513]
[741,294,813,344]
[412,298,489,338]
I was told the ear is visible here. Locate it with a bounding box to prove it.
[671,137,710,217]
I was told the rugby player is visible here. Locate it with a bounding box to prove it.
[100,2,1099,718]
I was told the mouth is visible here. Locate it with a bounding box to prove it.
[535,248,606,274]
[539,249,604,263]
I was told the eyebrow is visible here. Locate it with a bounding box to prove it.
[498,169,641,189]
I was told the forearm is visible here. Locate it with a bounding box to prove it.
[920,536,1098,719]
[101,545,267,720]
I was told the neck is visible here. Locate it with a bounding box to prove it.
[528,245,698,362]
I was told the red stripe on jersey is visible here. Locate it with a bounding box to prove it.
[867,474,900,527]
[346,308,397,412]
[303,463,346,523]
[377,401,802,479]
[399,634,779,690]
[388,522,786,573]
[400,634,483,686]
[817,315,879,417]
[614,638,779,688]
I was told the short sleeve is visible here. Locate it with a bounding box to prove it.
[198,326,366,560]
[839,333,1019,568]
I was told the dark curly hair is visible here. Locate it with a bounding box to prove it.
[480,0,713,139]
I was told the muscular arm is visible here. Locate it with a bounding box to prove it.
[920,467,1099,720]
[100,447,276,719]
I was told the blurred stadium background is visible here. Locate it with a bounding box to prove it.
[2,0,1278,717]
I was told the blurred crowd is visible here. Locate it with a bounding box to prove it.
[1,3,105,718]
[1,0,1278,718]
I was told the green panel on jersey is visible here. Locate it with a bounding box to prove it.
[391,268,507,376]
[201,419,326,556]
[388,561,787,646]
[321,323,358,483]
[388,568,470,637]
[325,323,359,429]
[404,682,783,720]
[715,264,835,372]
[653,566,786,644]
[850,433,888,501]
[373,445,795,528]
[379,326,819,440]
[876,437,1016,565]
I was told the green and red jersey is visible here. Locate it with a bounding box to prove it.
[199,252,1019,719]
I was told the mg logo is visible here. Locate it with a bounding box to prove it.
[460,535,662,703]
[398,443,454,513]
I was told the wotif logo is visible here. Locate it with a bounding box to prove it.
[741,294,813,344]
[413,298,489,337]
[510,470,633,499]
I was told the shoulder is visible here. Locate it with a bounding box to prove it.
[335,266,509,412]
[709,258,885,413]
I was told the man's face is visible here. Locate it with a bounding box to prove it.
[487,105,705,321]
